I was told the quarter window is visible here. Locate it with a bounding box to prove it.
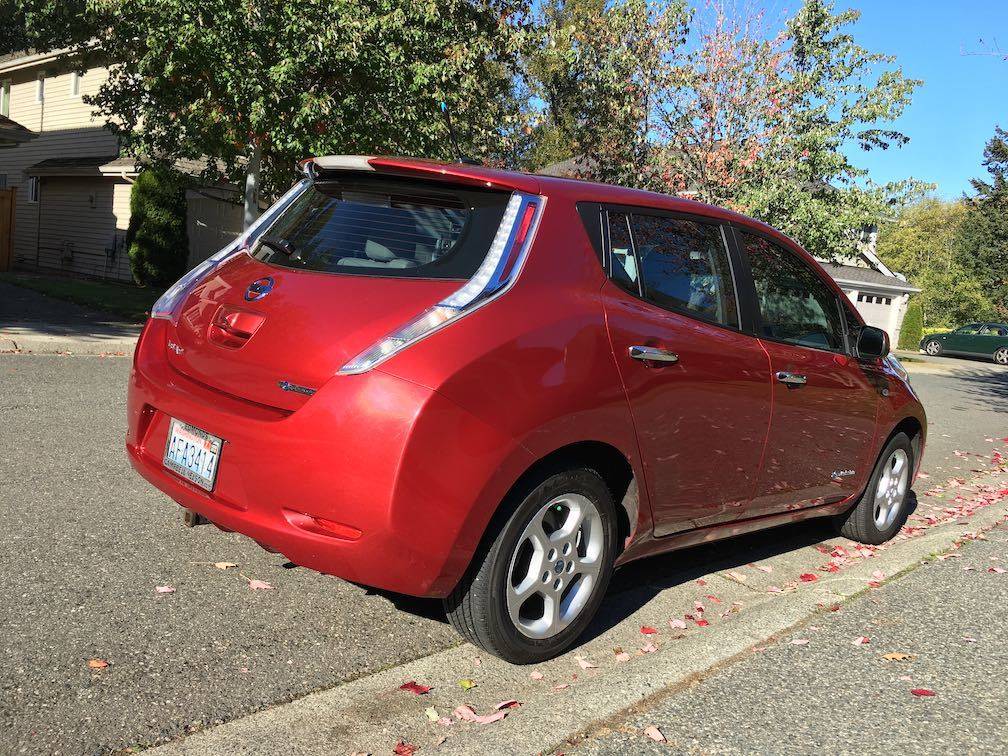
[740,231,844,351]
[606,212,639,295]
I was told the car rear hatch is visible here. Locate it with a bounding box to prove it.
[164,172,514,411]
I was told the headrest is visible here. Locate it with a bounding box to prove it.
[365,240,395,262]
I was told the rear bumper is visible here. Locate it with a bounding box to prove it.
[126,319,532,598]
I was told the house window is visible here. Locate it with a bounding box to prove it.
[1,80,9,116]
[70,70,81,97]
[0,174,7,189]
[36,72,46,102]
[27,176,40,203]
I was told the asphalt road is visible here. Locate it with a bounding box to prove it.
[0,351,1005,753]
[571,520,1008,755]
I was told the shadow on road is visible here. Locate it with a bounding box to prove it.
[381,491,921,643]
[942,367,1008,404]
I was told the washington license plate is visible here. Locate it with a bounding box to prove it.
[163,418,222,492]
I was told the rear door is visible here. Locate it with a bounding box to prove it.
[734,229,880,516]
[600,209,772,536]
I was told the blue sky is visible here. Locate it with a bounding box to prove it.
[769,1,1008,199]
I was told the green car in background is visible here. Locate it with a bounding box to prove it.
[921,323,1008,365]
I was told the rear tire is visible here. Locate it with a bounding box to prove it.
[923,339,943,356]
[444,466,618,664]
[994,347,1008,366]
[835,432,914,545]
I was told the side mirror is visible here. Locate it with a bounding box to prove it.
[856,325,889,360]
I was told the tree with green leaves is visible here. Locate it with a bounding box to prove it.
[523,0,928,262]
[126,167,190,286]
[876,198,994,328]
[736,0,929,261]
[959,125,1008,318]
[82,0,525,228]
[522,0,689,187]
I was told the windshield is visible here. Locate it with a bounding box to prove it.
[250,176,509,279]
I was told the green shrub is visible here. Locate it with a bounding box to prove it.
[897,298,923,350]
[126,168,190,286]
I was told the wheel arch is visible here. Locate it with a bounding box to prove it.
[501,441,641,556]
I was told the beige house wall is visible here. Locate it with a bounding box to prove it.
[0,61,121,273]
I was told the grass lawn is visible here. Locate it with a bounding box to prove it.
[0,272,164,322]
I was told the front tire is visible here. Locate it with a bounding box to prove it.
[924,339,943,356]
[835,432,914,545]
[444,466,618,664]
[994,347,1008,366]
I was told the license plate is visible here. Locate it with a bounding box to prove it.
[163,418,223,492]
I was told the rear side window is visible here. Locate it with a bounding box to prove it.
[606,210,738,328]
[739,231,844,351]
[251,176,509,279]
[629,214,738,328]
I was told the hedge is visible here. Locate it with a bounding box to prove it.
[126,168,190,287]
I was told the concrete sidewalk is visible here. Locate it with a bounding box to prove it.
[572,520,1008,755]
[0,280,141,355]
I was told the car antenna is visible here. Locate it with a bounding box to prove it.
[440,102,481,166]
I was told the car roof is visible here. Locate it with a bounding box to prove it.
[307,155,803,253]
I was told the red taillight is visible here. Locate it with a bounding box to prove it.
[499,202,537,280]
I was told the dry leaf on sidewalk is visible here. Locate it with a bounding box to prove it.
[399,681,431,695]
[643,725,667,742]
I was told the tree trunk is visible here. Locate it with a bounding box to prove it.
[243,144,261,230]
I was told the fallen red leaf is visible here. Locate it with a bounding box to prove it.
[87,658,108,669]
[852,636,870,646]
[641,626,658,635]
[911,688,936,697]
[393,741,417,755]
[399,681,431,695]
[799,573,818,582]
[695,619,710,627]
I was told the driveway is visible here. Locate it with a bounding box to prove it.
[1,350,1006,754]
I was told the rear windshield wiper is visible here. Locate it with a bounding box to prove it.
[259,235,301,261]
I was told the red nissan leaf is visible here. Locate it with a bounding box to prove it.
[127,156,926,663]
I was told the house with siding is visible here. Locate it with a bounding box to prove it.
[0,50,242,282]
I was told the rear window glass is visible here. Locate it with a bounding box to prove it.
[251,176,509,279]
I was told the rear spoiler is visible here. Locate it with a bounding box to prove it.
[301,155,541,194]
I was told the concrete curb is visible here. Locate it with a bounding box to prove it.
[0,334,137,356]
[148,481,1008,756]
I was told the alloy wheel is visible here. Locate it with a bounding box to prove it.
[925,341,941,355]
[505,493,604,639]
[873,448,909,530]
[995,348,1008,366]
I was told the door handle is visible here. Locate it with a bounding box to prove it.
[629,345,679,364]
[776,371,807,386]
